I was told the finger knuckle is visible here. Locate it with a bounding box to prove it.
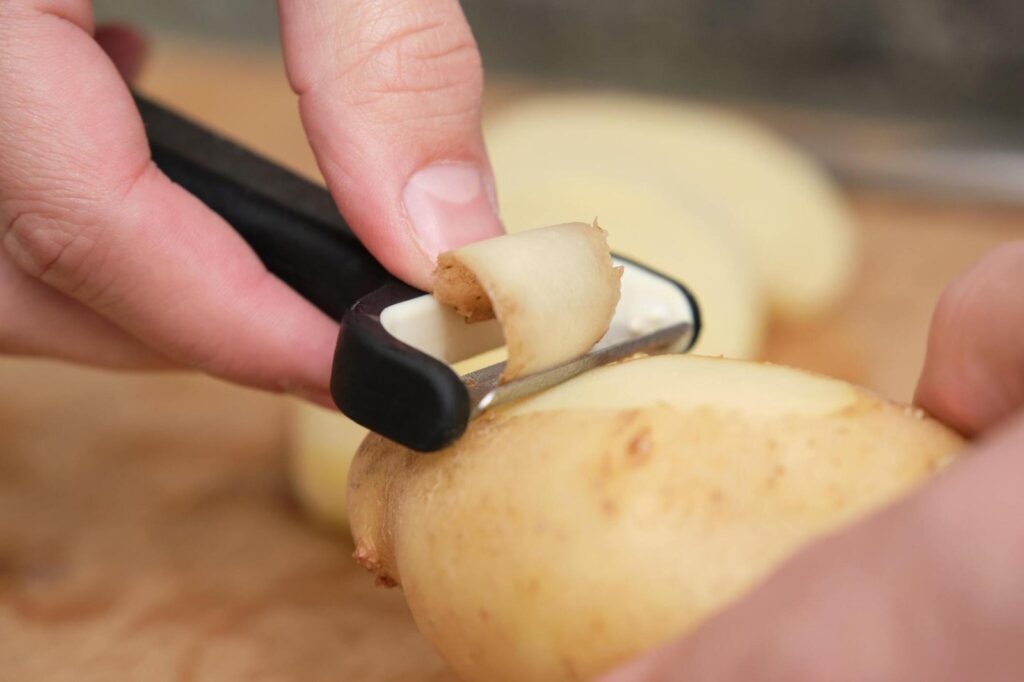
[337,10,483,120]
[2,206,109,300]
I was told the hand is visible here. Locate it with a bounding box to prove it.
[601,241,1024,681]
[0,1,502,402]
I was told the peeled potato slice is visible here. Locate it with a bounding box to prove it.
[485,93,858,320]
[287,401,366,531]
[434,222,622,381]
[348,354,962,682]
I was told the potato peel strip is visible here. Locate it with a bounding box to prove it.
[433,222,622,381]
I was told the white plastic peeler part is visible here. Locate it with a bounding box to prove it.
[628,303,671,338]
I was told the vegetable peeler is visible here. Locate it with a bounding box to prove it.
[136,94,701,452]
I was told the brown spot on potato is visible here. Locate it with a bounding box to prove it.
[600,499,619,517]
[626,428,653,466]
[764,464,786,489]
[560,656,581,679]
[375,574,399,589]
[354,543,398,587]
[352,543,378,570]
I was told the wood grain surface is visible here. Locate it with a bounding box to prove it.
[1,38,1020,682]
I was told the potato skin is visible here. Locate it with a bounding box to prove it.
[348,361,962,682]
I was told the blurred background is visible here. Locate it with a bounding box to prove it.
[92,0,1024,203]
[3,3,1023,680]
[95,0,1024,119]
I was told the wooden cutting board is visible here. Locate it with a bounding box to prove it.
[1,38,1020,682]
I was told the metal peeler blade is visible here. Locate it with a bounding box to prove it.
[463,257,699,419]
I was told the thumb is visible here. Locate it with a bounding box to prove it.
[915,241,1024,436]
[277,0,504,291]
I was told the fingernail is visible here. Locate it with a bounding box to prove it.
[403,163,504,261]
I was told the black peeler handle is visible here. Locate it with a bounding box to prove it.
[134,93,395,321]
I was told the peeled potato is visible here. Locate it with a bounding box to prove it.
[493,168,763,358]
[485,93,858,321]
[288,401,367,530]
[348,355,962,682]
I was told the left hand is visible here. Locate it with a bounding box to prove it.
[0,1,501,404]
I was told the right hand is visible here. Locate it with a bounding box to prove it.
[602,241,1024,682]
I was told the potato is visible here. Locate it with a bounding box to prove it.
[287,401,367,531]
[348,355,962,682]
[485,93,858,321]
[288,350,509,532]
[492,168,763,359]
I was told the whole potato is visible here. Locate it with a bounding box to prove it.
[348,355,962,681]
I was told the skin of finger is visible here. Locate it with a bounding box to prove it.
[603,416,1024,682]
[0,250,170,369]
[0,16,163,370]
[0,3,338,394]
[277,0,499,290]
[915,241,1024,436]
[602,528,924,682]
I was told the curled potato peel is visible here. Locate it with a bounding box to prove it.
[433,222,622,381]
